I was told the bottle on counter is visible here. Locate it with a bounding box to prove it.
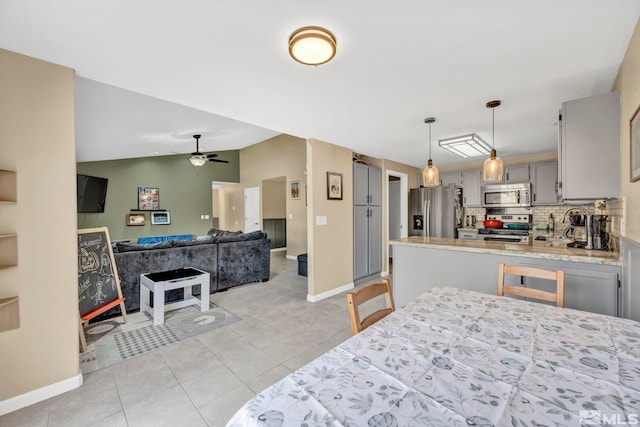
[548,214,555,232]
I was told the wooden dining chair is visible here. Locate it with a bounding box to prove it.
[347,279,395,335]
[497,263,565,307]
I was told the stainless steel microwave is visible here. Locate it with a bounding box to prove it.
[480,182,532,207]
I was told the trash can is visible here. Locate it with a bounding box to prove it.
[297,254,308,277]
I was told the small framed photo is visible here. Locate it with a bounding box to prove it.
[290,180,300,200]
[151,211,171,225]
[126,213,146,226]
[327,172,343,200]
[631,104,640,182]
[138,187,160,210]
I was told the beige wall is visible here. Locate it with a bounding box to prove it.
[218,134,307,257]
[306,139,354,297]
[614,18,640,243]
[0,50,79,402]
[262,179,286,219]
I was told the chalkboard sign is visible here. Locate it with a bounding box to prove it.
[77,227,125,319]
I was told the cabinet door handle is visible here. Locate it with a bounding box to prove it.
[506,173,509,181]
[533,193,536,202]
[555,182,558,191]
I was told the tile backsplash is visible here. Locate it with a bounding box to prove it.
[463,201,621,251]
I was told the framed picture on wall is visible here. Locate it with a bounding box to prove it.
[126,213,146,226]
[138,187,160,210]
[631,104,640,182]
[327,172,343,200]
[290,180,300,200]
[151,211,170,225]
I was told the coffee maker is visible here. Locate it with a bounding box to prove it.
[589,215,610,250]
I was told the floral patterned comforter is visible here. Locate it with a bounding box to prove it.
[226,287,640,426]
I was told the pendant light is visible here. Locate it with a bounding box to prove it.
[422,117,440,187]
[483,100,504,182]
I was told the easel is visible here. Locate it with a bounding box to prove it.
[78,227,128,353]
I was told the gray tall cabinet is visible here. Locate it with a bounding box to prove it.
[353,163,382,280]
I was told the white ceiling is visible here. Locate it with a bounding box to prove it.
[1,1,639,168]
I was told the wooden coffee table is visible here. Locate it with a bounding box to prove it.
[140,267,210,325]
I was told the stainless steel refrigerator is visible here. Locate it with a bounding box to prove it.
[409,184,463,238]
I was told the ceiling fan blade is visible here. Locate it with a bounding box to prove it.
[208,158,229,163]
[205,153,219,159]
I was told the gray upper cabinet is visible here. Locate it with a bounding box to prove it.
[505,164,530,182]
[531,161,559,205]
[354,163,381,206]
[558,92,620,200]
[462,169,481,207]
[440,171,463,187]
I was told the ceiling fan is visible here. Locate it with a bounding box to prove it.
[189,134,229,167]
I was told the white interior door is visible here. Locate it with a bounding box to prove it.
[244,186,260,232]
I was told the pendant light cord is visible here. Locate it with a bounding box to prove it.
[492,108,495,149]
[428,121,432,160]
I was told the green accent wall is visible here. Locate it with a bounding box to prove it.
[76,152,239,241]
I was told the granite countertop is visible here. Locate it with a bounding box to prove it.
[389,236,622,266]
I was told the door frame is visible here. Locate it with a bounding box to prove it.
[384,170,408,276]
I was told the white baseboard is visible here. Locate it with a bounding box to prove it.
[286,255,298,260]
[381,271,389,277]
[0,372,83,416]
[270,247,287,253]
[307,282,354,302]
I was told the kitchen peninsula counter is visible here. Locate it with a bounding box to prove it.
[390,236,621,266]
[389,237,622,316]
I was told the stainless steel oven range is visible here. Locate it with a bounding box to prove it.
[478,207,532,243]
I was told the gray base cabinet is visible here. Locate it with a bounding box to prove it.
[354,206,381,279]
[392,244,620,316]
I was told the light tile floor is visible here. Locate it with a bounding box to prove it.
[0,252,388,427]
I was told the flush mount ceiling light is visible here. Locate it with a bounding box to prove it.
[482,100,504,182]
[288,26,337,66]
[422,117,440,187]
[438,134,491,158]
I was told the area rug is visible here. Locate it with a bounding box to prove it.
[80,303,238,374]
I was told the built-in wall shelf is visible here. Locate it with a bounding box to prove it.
[0,296,19,332]
[0,170,17,204]
[0,234,18,269]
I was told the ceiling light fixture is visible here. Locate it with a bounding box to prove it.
[422,117,440,187]
[189,134,207,167]
[288,26,337,66]
[438,134,491,158]
[483,100,504,182]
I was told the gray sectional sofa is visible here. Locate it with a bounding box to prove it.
[105,229,270,318]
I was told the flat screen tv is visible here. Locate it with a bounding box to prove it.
[77,174,108,213]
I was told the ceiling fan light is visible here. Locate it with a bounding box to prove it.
[189,155,206,167]
[289,26,337,66]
